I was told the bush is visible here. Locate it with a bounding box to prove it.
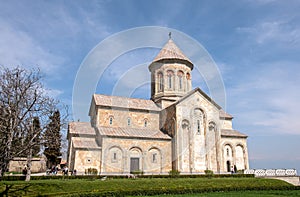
[131,170,144,176]
[237,169,244,174]
[85,168,98,175]
[168,169,180,178]
[204,170,214,175]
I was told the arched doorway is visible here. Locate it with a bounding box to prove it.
[226,160,231,172]
[129,147,142,173]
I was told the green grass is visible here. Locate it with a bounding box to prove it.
[0,177,299,196]
[132,190,300,197]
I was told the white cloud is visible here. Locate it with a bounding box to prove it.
[236,20,300,46]
[228,61,300,135]
[0,19,65,74]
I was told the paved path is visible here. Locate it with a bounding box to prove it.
[266,176,300,186]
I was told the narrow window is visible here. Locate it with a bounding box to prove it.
[109,116,113,125]
[226,148,230,156]
[127,117,131,126]
[186,73,191,80]
[152,153,157,163]
[197,120,200,134]
[167,70,174,89]
[178,71,184,90]
[112,152,117,163]
[179,76,183,89]
[168,75,172,89]
[144,119,148,127]
[158,73,163,91]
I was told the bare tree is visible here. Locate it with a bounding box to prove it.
[0,66,67,181]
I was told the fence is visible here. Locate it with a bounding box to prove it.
[244,169,297,177]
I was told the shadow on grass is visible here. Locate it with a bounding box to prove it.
[1,183,32,197]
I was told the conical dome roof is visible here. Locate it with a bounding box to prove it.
[152,39,193,69]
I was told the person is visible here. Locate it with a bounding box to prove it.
[22,167,27,175]
[231,166,234,174]
[64,166,68,175]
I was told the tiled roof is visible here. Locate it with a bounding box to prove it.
[219,110,233,119]
[221,129,247,138]
[98,126,171,140]
[72,137,101,149]
[68,122,96,135]
[152,39,193,69]
[93,94,161,111]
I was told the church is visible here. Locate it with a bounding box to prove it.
[67,37,249,175]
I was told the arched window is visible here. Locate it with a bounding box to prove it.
[152,153,157,163]
[157,72,163,92]
[109,116,114,125]
[194,108,203,135]
[167,70,174,89]
[197,120,200,134]
[209,122,216,132]
[186,72,191,80]
[177,71,184,90]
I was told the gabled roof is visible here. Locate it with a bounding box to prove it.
[219,110,233,119]
[152,39,193,69]
[68,122,96,136]
[92,94,161,111]
[170,87,222,110]
[166,88,234,120]
[72,137,101,149]
[221,129,248,138]
[98,126,171,140]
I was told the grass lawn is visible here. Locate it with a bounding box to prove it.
[0,177,299,196]
[133,190,300,197]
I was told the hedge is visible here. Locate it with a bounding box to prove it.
[1,173,254,181]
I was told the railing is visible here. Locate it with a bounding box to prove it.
[244,169,297,177]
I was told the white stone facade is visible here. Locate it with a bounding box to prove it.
[67,38,249,175]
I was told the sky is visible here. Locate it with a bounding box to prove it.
[0,0,300,172]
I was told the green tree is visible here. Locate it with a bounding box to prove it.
[44,110,62,168]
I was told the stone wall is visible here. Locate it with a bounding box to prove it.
[220,137,249,172]
[101,137,172,174]
[73,149,101,175]
[9,157,47,173]
[174,91,221,173]
[98,107,159,130]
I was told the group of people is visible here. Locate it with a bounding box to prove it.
[46,165,76,176]
[62,166,77,175]
[50,165,59,175]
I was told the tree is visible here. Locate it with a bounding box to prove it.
[0,66,66,181]
[44,110,62,168]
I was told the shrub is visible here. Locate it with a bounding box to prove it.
[131,170,144,176]
[85,168,98,175]
[237,169,244,174]
[168,169,180,178]
[204,170,214,175]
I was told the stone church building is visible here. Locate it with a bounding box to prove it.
[67,38,249,175]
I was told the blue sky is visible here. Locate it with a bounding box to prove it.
[1,0,300,172]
